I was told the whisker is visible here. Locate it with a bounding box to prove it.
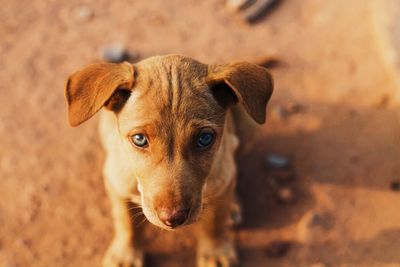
[128,206,143,211]
[137,216,148,228]
[131,211,144,223]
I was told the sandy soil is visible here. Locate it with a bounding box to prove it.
[1,0,400,266]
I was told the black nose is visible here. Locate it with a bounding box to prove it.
[158,208,190,228]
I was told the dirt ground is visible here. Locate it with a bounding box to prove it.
[1,0,400,266]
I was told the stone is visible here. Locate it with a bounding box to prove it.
[102,44,133,63]
[73,5,94,22]
[244,0,280,23]
[271,102,305,121]
[226,0,254,12]
[271,105,285,120]
[297,210,334,244]
[276,186,294,204]
[266,153,291,169]
[285,102,305,114]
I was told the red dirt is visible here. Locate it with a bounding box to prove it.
[1,0,400,266]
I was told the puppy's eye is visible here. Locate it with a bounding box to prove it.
[131,134,148,148]
[197,132,215,148]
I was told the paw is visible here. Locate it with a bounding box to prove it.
[197,240,238,267]
[102,238,144,267]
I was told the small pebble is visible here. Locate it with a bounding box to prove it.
[266,153,290,169]
[103,44,131,63]
[297,210,334,244]
[390,181,400,191]
[73,5,93,22]
[308,212,334,229]
[271,105,285,120]
[276,187,294,204]
[253,55,281,68]
[271,102,305,121]
[229,202,243,227]
[226,0,254,12]
[285,102,305,114]
[244,0,280,23]
[265,240,292,258]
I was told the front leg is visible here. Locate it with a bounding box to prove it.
[197,182,238,267]
[102,178,144,267]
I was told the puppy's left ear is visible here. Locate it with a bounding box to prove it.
[65,62,134,126]
[207,62,273,124]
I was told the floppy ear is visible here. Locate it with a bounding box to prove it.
[65,62,134,126]
[207,62,273,124]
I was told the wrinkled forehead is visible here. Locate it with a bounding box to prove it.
[118,55,225,133]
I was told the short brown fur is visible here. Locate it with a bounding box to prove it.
[65,55,273,267]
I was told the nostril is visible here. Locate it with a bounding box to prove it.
[158,208,190,228]
[168,209,189,227]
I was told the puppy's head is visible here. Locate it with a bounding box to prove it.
[65,55,273,230]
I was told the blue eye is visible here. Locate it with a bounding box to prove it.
[197,132,215,148]
[131,134,148,147]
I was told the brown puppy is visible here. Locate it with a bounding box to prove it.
[65,55,273,267]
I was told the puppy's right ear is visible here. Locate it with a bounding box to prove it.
[65,62,134,126]
[207,62,273,124]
